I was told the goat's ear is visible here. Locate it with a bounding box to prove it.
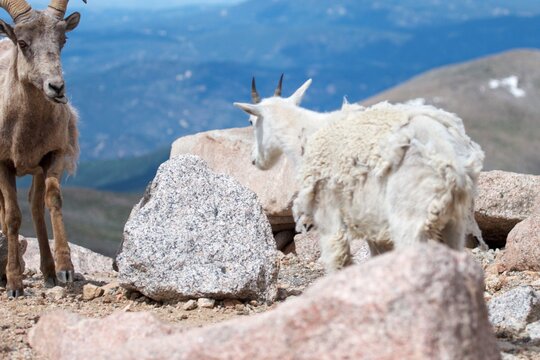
[65,12,81,32]
[234,102,260,117]
[0,19,16,44]
[288,79,312,105]
[342,96,350,107]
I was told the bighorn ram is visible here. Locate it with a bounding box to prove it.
[235,78,485,272]
[0,0,84,297]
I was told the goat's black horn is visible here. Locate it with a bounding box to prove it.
[251,77,261,104]
[274,73,284,97]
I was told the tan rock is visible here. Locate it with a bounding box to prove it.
[170,128,297,230]
[82,284,104,301]
[197,298,215,309]
[30,244,500,360]
[0,234,27,277]
[182,300,197,311]
[475,170,540,246]
[497,213,540,272]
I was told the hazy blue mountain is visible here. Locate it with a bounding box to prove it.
[50,1,540,163]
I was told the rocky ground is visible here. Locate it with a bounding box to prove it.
[2,247,540,359]
[473,248,540,360]
[0,251,324,360]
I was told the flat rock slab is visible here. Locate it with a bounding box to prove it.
[170,127,298,229]
[31,244,500,360]
[23,237,113,275]
[116,155,279,302]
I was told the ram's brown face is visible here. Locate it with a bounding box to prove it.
[0,11,80,103]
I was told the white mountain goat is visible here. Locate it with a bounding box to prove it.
[235,78,485,272]
[0,0,84,297]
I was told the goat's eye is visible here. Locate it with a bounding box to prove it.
[18,40,28,49]
[249,119,253,125]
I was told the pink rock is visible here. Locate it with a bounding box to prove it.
[497,213,540,272]
[30,244,500,360]
[475,170,540,246]
[170,128,297,229]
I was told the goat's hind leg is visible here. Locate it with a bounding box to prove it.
[44,153,74,283]
[0,165,24,297]
[319,228,353,272]
[29,172,57,287]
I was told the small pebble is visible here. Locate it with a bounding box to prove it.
[197,298,215,309]
[182,299,198,311]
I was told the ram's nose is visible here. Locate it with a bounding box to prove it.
[47,80,65,97]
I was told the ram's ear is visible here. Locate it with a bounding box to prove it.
[65,12,81,32]
[288,79,312,105]
[234,102,261,117]
[0,19,16,44]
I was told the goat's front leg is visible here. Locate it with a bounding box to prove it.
[45,153,74,283]
[29,172,57,287]
[0,164,23,297]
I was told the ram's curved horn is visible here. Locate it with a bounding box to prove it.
[251,77,261,104]
[0,0,32,21]
[274,73,284,97]
[48,0,86,18]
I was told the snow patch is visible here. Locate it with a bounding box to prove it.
[406,98,426,106]
[488,76,526,98]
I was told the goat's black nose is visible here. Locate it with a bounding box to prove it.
[48,81,65,95]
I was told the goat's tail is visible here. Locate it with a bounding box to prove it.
[423,149,483,250]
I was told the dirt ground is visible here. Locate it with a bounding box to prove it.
[1,249,539,359]
[0,253,324,359]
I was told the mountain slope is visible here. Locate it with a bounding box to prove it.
[59,2,540,161]
[18,188,140,257]
[362,49,540,175]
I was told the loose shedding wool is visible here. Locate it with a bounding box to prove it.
[294,102,485,270]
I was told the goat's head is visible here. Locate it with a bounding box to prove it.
[234,75,312,170]
[0,0,84,104]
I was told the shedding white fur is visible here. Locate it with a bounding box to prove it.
[235,79,485,272]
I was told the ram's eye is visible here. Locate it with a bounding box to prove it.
[249,119,253,125]
[18,40,28,49]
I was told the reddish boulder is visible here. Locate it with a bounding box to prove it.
[30,244,499,360]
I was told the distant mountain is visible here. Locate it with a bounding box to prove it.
[362,49,540,175]
[65,148,169,192]
[18,188,140,257]
[58,1,540,163]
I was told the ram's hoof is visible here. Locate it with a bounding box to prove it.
[7,289,24,298]
[56,270,74,283]
[44,276,58,288]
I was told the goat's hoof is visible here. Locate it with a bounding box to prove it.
[44,276,58,288]
[7,289,24,298]
[56,270,74,283]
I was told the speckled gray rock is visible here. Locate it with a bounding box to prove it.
[525,320,540,342]
[116,155,279,302]
[488,286,540,335]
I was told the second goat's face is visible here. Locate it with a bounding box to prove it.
[3,10,80,103]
